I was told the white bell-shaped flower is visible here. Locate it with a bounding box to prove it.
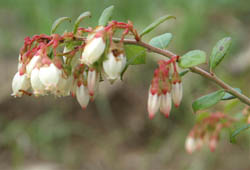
[17,54,22,70]
[39,63,62,91]
[26,55,40,77]
[160,92,172,118]
[76,84,90,109]
[12,72,30,97]
[185,136,197,154]
[30,67,46,96]
[55,75,73,97]
[147,89,161,119]
[171,82,183,107]
[87,69,99,97]
[80,36,106,66]
[103,51,126,81]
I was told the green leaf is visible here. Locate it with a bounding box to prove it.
[192,90,225,113]
[149,33,172,49]
[51,17,71,34]
[125,45,146,65]
[179,70,189,77]
[222,88,242,100]
[73,11,91,34]
[179,50,206,68]
[210,37,232,71]
[140,15,176,37]
[230,124,250,143]
[98,5,114,26]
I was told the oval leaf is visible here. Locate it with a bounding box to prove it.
[230,124,250,143]
[140,15,176,37]
[192,90,225,113]
[210,37,232,71]
[51,17,71,34]
[125,45,146,65]
[73,11,91,34]
[179,50,206,68]
[98,5,114,26]
[179,70,189,77]
[222,88,242,100]
[149,33,172,49]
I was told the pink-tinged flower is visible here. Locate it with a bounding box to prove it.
[87,69,99,97]
[171,82,183,107]
[160,92,172,118]
[103,51,126,81]
[209,136,218,152]
[76,84,90,109]
[147,89,161,119]
[17,54,22,70]
[39,63,62,91]
[30,68,46,96]
[26,55,40,77]
[185,136,197,154]
[11,71,30,97]
[80,28,106,66]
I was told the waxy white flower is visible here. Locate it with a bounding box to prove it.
[87,69,99,97]
[26,55,40,77]
[17,54,22,70]
[147,90,161,119]
[12,72,30,97]
[103,51,126,81]
[171,82,183,107]
[185,136,197,154]
[39,63,62,91]
[76,84,90,109]
[160,92,172,117]
[30,68,46,96]
[81,37,106,66]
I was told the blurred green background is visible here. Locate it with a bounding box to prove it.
[0,0,250,169]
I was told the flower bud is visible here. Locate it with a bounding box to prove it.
[26,55,40,77]
[12,71,30,97]
[185,136,197,154]
[80,28,106,66]
[147,88,161,119]
[171,82,183,107]
[160,92,172,118]
[76,84,90,110]
[87,69,99,97]
[103,50,126,81]
[39,63,62,91]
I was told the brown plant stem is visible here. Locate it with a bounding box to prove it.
[115,38,250,106]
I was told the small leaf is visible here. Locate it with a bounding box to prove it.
[230,124,250,143]
[179,50,206,68]
[149,33,172,49]
[125,45,146,65]
[98,5,114,26]
[192,90,225,113]
[51,17,71,34]
[210,37,232,71]
[140,15,176,37]
[222,88,242,100]
[179,70,189,77]
[73,11,91,34]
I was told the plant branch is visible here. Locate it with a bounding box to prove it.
[115,38,250,106]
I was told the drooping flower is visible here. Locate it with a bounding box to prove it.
[12,71,30,97]
[147,86,161,119]
[26,55,40,77]
[87,69,99,97]
[185,136,197,154]
[103,48,126,81]
[171,71,183,107]
[39,62,62,91]
[30,67,46,96]
[80,27,106,66]
[160,92,172,118]
[76,83,90,109]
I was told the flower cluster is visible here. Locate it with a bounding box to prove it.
[147,56,183,119]
[185,112,235,154]
[12,21,139,109]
